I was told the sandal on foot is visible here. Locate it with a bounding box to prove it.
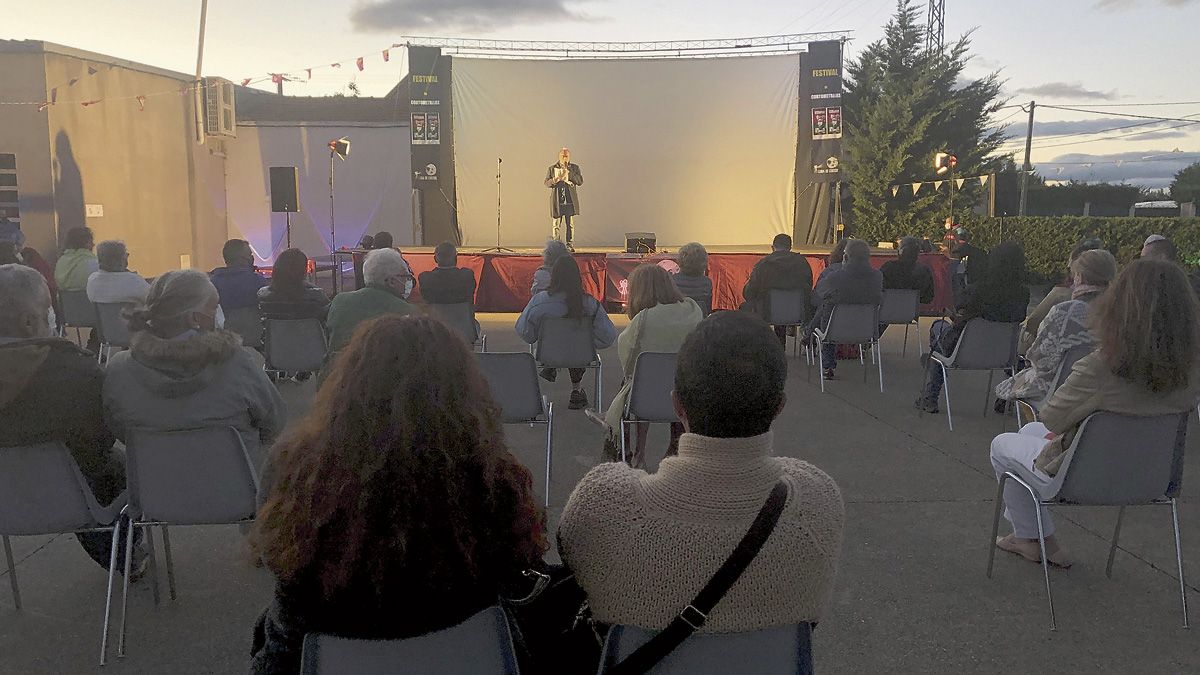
[996,534,1072,569]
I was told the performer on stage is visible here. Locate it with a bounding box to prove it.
[544,147,583,250]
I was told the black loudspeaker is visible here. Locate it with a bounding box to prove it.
[269,166,300,213]
[625,232,656,254]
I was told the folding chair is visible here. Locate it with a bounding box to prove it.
[111,427,260,659]
[767,288,808,357]
[987,411,1191,630]
[879,289,922,357]
[429,302,487,352]
[264,318,328,375]
[0,441,126,665]
[224,306,264,350]
[94,302,134,363]
[807,304,882,393]
[301,605,520,675]
[58,289,97,346]
[598,622,813,674]
[1014,344,1094,427]
[477,352,554,507]
[620,352,679,465]
[927,319,1020,431]
[534,317,603,412]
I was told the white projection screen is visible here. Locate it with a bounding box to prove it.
[451,55,800,247]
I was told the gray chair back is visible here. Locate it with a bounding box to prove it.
[821,304,879,344]
[625,352,678,422]
[598,623,813,674]
[946,319,1019,370]
[0,441,115,535]
[535,317,598,368]
[477,352,545,422]
[1051,344,1093,392]
[1053,412,1190,505]
[95,302,133,348]
[224,307,263,350]
[300,606,520,675]
[767,289,806,326]
[125,427,259,525]
[265,318,328,373]
[429,302,478,344]
[59,290,97,327]
[879,289,920,325]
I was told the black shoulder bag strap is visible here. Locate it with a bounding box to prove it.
[609,480,790,675]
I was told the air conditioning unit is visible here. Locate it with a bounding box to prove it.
[202,77,236,138]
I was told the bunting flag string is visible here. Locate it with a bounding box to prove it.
[891,185,900,197]
[889,173,997,197]
[356,57,364,71]
[978,175,989,187]
[911,183,922,196]
[955,178,966,189]
[136,95,146,111]
[932,180,943,191]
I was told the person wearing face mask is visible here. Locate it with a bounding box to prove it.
[102,270,285,467]
[326,248,416,356]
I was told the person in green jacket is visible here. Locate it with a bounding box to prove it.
[326,248,415,355]
[53,227,99,291]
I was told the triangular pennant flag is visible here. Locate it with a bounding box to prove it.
[912,183,922,196]
[136,95,146,111]
[68,77,79,86]
[356,56,364,71]
[305,68,312,79]
[382,49,390,62]
[80,99,101,107]
[87,65,98,75]
[240,78,252,87]
[392,42,402,48]
[955,178,966,189]
[979,175,989,187]
[891,185,900,197]
[271,73,284,84]
[933,180,943,190]
[331,62,342,68]
[1082,163,1093,169]
[51,87,58,104]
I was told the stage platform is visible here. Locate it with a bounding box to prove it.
[326,248,956,315]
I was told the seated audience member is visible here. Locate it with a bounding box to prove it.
[103,270,284,466]
[0,264,141,573]
[879,236,935,335]
[257,248,329,322]
[916,242,1029,412]
[990,258,1200,567]
[603,265,704,466]
[531,239,570,295]
[810,238,849,310]
[806,239,883,380]
[672,242,713,315]
[516,255,617,410]
[210,239,268,313]
[249,315,546,674]
[326,248,415,353]
[419,242,477,305]
[1019,238,1102,354]
[372,231,394,250]
[87,240,151,306]
[741,233,814,345]
[1142,234,1200,297]
[54,226,99,292]
[946,227,988,309]
[995,250,1116,411]
[559,311,845,632]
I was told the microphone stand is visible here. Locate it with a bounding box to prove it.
[481,156,514,253]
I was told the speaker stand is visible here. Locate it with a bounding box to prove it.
[480,157,514,253]
[285,212,292,249]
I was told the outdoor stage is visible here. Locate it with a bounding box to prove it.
[350,247,957,315]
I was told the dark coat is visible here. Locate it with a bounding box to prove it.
[418,266,478,305]
[741,250,814,320]
[880,258,936,304]
[257,284,330,322]
[807,258,883,333]
[544,163,583,218]
[672,273,713,315]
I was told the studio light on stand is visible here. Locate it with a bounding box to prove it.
[934,151,958,222]
[328,136,350,292]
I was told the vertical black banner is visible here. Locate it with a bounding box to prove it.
[405,46,458,245]
[800,40,844,183]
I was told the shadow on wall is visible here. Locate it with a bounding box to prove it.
[53,131,85,249]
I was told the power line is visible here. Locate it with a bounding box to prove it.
[1040,100,1200,108]
[1030,118,1200,150]
[1036,154,1200,166]
[1039,105,1200,124]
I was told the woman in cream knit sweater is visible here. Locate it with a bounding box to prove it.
[559,311,845,631]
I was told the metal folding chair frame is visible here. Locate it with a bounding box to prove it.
[805,305,883,394]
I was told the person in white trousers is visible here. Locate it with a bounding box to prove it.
[990,423,1067,566]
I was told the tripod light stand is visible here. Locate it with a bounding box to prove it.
[328,136,350,291]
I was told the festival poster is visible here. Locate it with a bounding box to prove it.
[812,108,828,139]
[426,112,440,144]
[827,106,843,138]
[411,112,428,144]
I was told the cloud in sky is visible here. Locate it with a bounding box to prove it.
[1039,150,1199,187]
[1096,0,1197,9]
[1016,82,1117,100]
[350,0,596,32]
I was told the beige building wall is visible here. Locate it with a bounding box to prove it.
[0,50,55,257]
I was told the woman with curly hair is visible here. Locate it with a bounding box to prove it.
[249,314,547,674]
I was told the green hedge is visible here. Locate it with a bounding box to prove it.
[871,216,1200,283]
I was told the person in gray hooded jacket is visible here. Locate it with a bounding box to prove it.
[102,270,285,467]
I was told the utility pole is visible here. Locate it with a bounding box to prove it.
[926,0,946,52]
[1018,100,1035,216]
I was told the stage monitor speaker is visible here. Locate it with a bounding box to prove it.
[625,232,656,254]
[269,166,300,213]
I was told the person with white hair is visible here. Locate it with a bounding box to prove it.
[326,247,416,353]
[86,240,150,305]
[102,270,285,466]
[531,239,570,295]
[0,264,142,574]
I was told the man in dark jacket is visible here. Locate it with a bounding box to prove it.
[418,242,477,305]
[545,148,583,250]
[210,239,268,312]
[0,264,141,573]
[741,234,814,345]
[805,239,883,379]
[879,236,935,335]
